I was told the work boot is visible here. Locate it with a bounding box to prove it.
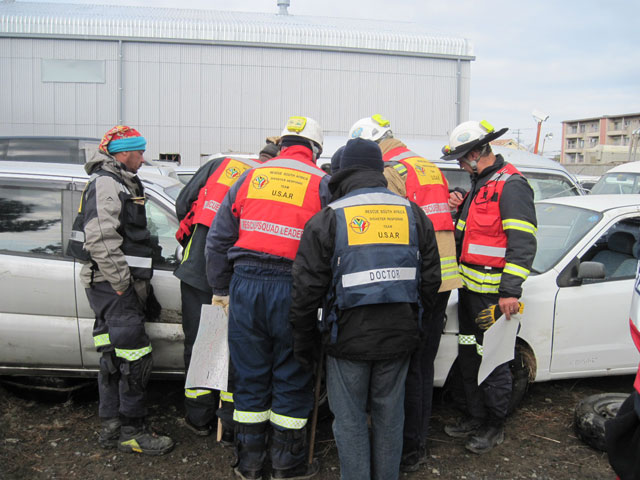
[234,466,263,480]
[400,445,428,473]
[271,459,320,480]
[118,424,175,456]
[465,424,504,454]
[98,417,121,449]
[185,416,214,437]
[444,416,484,438]
[220,426,234,447]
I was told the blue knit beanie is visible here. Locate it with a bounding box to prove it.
[330,146,345,174]
[339,138,383,172]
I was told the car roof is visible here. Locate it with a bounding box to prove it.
[0,160,181,189]
[0,136,100,141]
[537,193,640,212]
[602,161,640,174]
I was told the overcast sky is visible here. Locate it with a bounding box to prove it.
[17,0,640,156]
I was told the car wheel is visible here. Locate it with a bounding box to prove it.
[574,392,628,451]
[441,342,535,415]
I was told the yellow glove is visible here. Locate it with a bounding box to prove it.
[475,302,524,330]
[212,295,229,315]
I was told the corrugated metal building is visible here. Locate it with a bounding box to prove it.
[0,0,474,165]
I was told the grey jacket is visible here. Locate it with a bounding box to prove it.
[79,150,148,294]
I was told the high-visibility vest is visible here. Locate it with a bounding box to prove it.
[459,163,522,268]
[629,270,640,394]
[383,146,453,232]
[329,187,421,310]
[233,158,325,260]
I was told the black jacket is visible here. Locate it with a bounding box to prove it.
[289,168,441,361]
[454,155,537,298]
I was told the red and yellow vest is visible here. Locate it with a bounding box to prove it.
[233,154,326,260]
[383,146,453,232]
[459,163,522,268]
[176,157,260,244]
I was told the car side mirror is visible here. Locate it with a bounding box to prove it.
[577,261,606,281]
[175,244,184,263]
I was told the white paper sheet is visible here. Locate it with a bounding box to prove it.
[185,304,229,391]
[477,313,521,385]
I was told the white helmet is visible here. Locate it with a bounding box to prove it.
[441,120,507,160]
[280,116,323,153]
[348,114,392,142]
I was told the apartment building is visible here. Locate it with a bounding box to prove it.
[561,113,640,165]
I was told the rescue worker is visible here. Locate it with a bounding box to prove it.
[349,115,462,471]
[441,120,537,454]
[70,126,174,455]
[290,137,441,480]
[205,116,330,480]
[174,147,268,438]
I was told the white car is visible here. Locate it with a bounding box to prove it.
[434,194,640,405]
[590,161,640,195]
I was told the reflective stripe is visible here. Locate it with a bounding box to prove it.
[456,219,466,232]
[458,334,483,356]
[70,230,85,242]
[220,391,234,402]
[467,243,506,258]
[342,267,416,288]
[114,345,152,361]
[270,411,307,430]
[502,218,537,235]
[459,264,502,285]
[388,151,419,162]
[233,409,270,424]
[93,333,111,347]
[203,199,222,213]
[239,219,303,241]
[458,334,476,345]
[460,276,500,294]
[262,158,325,177]
[503,262,530,281]
[392,163,408,176]
[185,388,213,399]
[441,256,461,280]
[124,255,152,269]
[329,192,409,210]
[182,231,194,263]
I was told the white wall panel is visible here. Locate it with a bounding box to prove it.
[123,60,140,125]
[0,58,11,123]
[137,61,161,126]
[158,62,181,126]
[12,59,33,123]
[179,63,201,127]
[54,83,76,125]
[240,65,262,130]
[200,64,222,128]
[75,83,98,125]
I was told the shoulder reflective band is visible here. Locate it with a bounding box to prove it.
[263,158,325,177]
[115,345,152,361]
[124,255,153,269]
[393,163,408,176]
[233,410,270,424]
[342,267,417,288]
[270,411,308,430]
[502,218,537,235]
[467,244,506,259]
[503,262,530,281]
[93,333,111,347]
[441,256,461,280]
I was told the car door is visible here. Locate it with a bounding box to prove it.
[0,175,81,369]
[551,213,640,375]
[73,180,184,374]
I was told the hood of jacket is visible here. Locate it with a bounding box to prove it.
[85,148,142,194]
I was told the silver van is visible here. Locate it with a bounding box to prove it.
[0,161,185,377]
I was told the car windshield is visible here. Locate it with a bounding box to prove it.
[590,173,640,195]
[533,203,602,273]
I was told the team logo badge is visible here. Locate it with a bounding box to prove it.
[349,216,369,234]
[414,165,426,176]
[226,166,242,179]
[351,127,363,139]
[252,175,269,189]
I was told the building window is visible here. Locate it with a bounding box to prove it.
[590,137,598,147]
[41,59,106,84]
[570,125,578,134]
[613,121,622,130]
[579,124,586,133]
[579,139,585,148]
[159,153,181,165]
[567,139,577,149]
[577,153,584,163]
